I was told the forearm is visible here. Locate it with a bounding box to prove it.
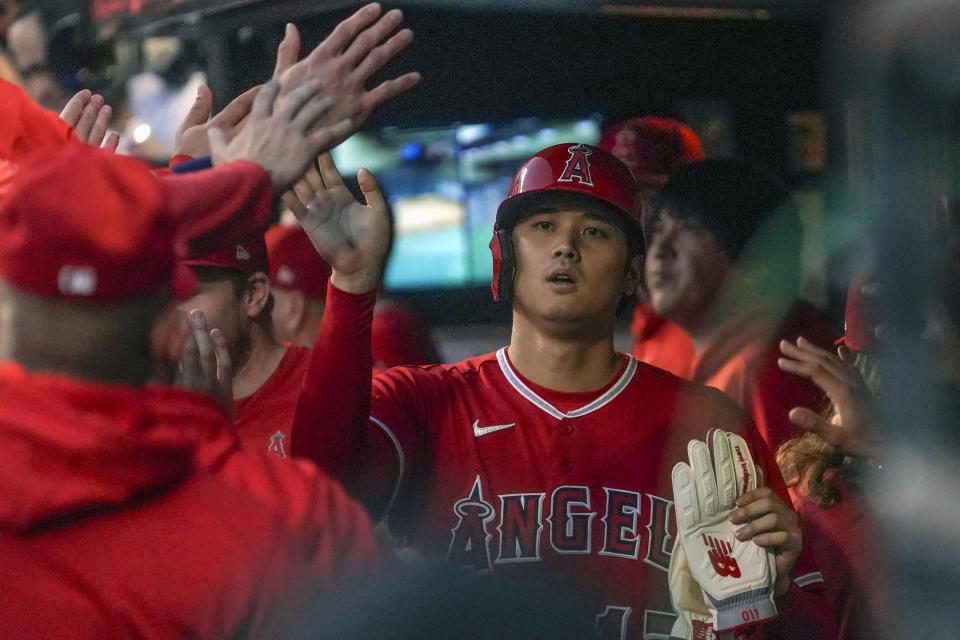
[161,160,273,253]
[291,282,376,473]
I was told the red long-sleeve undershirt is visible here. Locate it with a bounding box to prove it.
[291,282,398,515]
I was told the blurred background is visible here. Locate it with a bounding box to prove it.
[3,2,959,635]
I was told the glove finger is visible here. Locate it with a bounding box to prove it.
[710,429,738,510]
[726,432,757,494]
[672,461,700,533]
[688,440,719,518]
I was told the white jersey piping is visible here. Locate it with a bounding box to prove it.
[369,415,405,519]
[495,347,637,420]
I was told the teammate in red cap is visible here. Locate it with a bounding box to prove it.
[266,222,440,369]
[289,147,831,638]
[599,116,703,378]
[179,229,312,460]
[0,144,380,638]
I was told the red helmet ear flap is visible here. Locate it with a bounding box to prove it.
[489,228,515,302]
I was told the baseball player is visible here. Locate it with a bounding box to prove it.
[289,147,831,638]
[180,230,310,460]
[0,143,379,639]
[643,158,840,451]
[599,115,703,378]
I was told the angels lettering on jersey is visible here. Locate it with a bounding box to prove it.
[447,475,675,573]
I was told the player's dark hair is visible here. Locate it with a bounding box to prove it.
[653,157,802,298]
[191,266,275,331]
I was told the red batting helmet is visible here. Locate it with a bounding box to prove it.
[489,143,644,301]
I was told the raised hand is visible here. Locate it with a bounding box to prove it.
[173,84,260,159]
[174,309,234,419]
[282,152,392,293]
[777,337,880,457]
[208,79,353,193]
[274,4,420,148]
[59,89,119,151]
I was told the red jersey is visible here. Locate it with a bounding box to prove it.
[235,343,312,459]
[293,285,831,640]
[789,483,888,640]
[0,361,379,639]
[630,301,695,377]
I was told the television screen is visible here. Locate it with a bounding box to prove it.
[331,116,602,290]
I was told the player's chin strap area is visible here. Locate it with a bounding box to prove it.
[489,228,515,302]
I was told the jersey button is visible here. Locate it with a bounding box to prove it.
[560,458,573,472]
[560,423,574,435]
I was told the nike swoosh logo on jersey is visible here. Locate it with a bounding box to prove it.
[472,420,516,437]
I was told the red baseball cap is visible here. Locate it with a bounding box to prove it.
[180,232,269,278]
[599,116,703,187]
[265,224,331,301]
[0,143,196,302]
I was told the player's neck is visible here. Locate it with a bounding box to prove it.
[507,317,620,392]
[232,325,287,400]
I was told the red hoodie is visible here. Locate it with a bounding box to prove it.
[0,361,379,639]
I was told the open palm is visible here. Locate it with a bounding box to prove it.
[283,153,392,293]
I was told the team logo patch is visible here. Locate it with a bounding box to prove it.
[703,534,740,578]
[268,430,288,458]
[558,144,594,186]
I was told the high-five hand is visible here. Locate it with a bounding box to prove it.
[282,152,392,294]
[208,79,351,193]
[273,4,420,147]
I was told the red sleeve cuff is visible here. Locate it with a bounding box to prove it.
[169,154,194,168]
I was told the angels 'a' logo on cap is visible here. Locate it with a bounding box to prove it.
[558,144,594,186]
[236,244,251,261]
[277,265,295,285]
[58,266,97,296]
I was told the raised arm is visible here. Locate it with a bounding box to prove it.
[288,153,399,516]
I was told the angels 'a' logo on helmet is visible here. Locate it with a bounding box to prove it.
[558,144,594,186]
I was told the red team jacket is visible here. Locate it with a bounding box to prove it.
[0,362,380,639]
[293,285,833,640]
[637,301,840,452]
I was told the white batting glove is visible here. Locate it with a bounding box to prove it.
[668,535,717,640]
[672,430,777,633]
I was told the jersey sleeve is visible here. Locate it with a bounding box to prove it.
[159,160,273,255]
[292,283,420,519]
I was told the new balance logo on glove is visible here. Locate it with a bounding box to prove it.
[703,535,741,578]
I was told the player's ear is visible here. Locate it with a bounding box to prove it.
[286,289,307,332]
[243,273,271,319]
[623,254,642,298]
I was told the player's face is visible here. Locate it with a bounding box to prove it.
[644,210,731,331]
[510,206,639,327]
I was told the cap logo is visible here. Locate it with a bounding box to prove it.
[236,244,250,261]
[558,144,594,187]
[277,265,295,285]
[58,266,97,296]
